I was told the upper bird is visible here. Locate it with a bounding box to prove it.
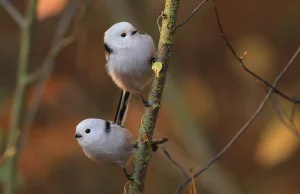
[104,22,156,95]
[104,22,156,126]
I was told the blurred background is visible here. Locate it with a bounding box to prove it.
[0,0,300,193]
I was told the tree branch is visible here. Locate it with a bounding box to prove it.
[25,34,76,84]
[161,145,189,179]
[129,0,180,193]
[269,95,300,140]
[176,0,209,28]
[0,0,83,169]
[174,45,300,194]
[0,0,25,27]
[1,1,37,194]
[212,0,300,104]
[21,0,80,144]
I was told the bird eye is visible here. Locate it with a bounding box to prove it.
[85,129,91,133]
[121,33,126,37]
[132,30,137,35]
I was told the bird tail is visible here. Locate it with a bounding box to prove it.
[114,90,132,127]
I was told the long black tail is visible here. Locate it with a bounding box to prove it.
[114,90,131,127]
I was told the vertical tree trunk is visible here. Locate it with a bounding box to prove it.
[129,0,180,193]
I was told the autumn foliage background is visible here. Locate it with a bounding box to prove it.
[0,0,300,194]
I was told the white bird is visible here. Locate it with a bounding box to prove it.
[75,118,167,180]
[103,22,156,126]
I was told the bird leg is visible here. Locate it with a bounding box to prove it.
[123,167,134,181]
[150,56,157,64]
[138,90,150,107]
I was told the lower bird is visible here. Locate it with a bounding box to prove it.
[75,118,168,181]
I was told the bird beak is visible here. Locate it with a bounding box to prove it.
[75,134,82,139]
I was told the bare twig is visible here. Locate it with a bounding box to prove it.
[22,0,81,141]
[291,103,297,123]
[212,0,300,104]
[129,0,180,193]
[25,34,76,84]
[269,95,300,140]
[176,0,209,28]
[0,0,82,169]
[1,1,37,194]
[0,0,25,27]
[174,44,300,193]
[161,145,189,179]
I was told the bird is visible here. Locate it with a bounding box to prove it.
[75,118,168,181]
[103,22,156,126]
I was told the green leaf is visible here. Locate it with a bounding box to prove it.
[152,62,162,78]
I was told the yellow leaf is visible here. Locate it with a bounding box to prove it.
[152,62,162,78]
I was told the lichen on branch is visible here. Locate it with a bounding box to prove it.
[129,0,180,193]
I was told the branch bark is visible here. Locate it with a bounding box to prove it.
[0,0,25,27]
[3,0,37,193]
[129,0,180,193]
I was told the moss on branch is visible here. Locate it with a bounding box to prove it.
[129,0,180,193]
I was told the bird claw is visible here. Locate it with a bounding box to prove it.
[142,99,151,107]
[150,57,157,64]
[125,174,134,181]
[123,168,134,181]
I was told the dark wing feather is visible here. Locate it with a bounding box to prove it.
[104,42,113,62]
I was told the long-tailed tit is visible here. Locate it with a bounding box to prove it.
[104,22,156,112]
[75,118,167,180]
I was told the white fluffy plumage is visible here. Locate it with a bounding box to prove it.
[75,118,168,180]
[75,118,134,167]
[104,22,156,93]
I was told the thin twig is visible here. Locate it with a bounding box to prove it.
[25,35,76,84]
[21,0,80,142]
[161,145,189,179]
[269,95,300,140]
[0,0,25,27]
[212,0,300,104]
[176,0,209,28]
[174,44,300,193]
[0,1,82,168]
[291,103,297,122]
[1,1,37,194]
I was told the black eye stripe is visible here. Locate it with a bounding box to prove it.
[105,121,111,133]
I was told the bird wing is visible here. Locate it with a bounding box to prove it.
[104,42,113,62]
